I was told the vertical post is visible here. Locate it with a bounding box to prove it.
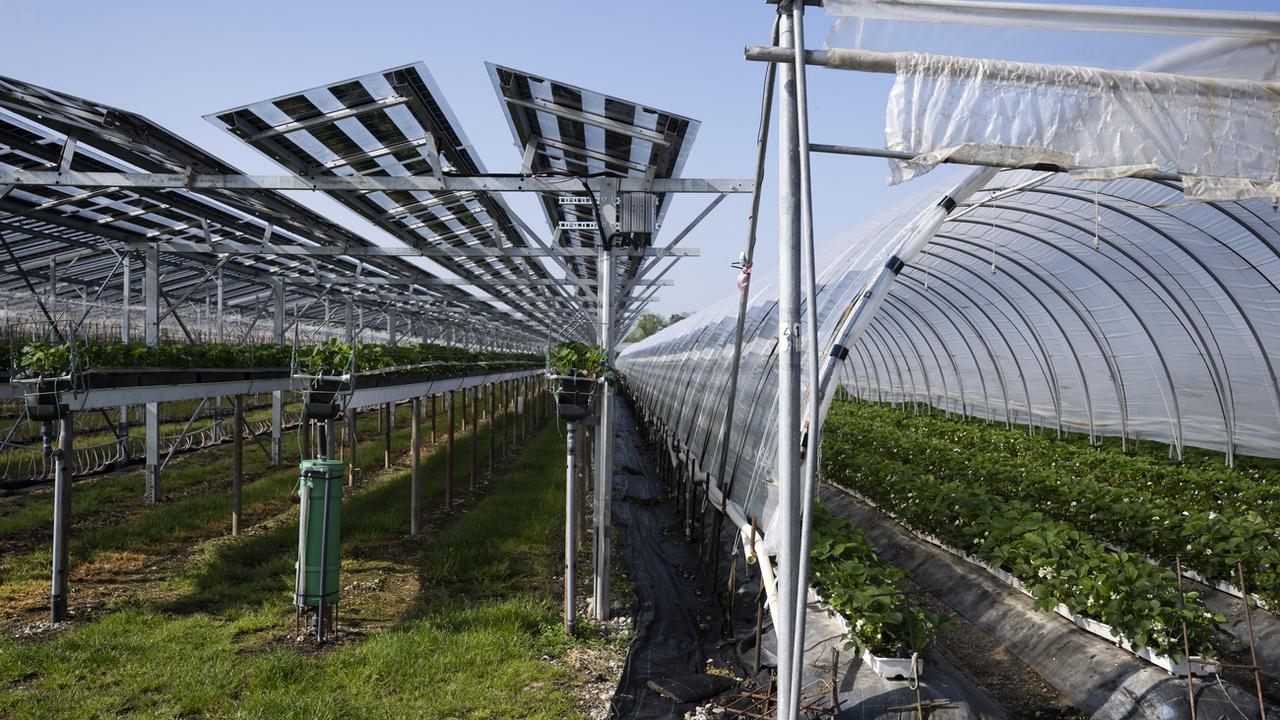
[143,244,160,504]
[118,254,131,462]
[774,3,804,716]
[524,378,533,438]
[383,402,392,469]
[214,271,224,444]
[593,244,615,621]
[411,397,421,535]
[345,300,355,486]
[469,386,478,489]
[488,383,496,473]
[271,279,285,465]
[509,379,518,447]
[345,408,356,487]
[564,421,577,635]
[431,394,437,444]
[50,414,72,622]
[232,396,244,536]
[502,381,510,456]
[445,390,455,510]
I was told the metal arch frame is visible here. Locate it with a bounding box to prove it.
[1012,189,1240,456]
[949,212,1198,451]
[880,298,961,417]
[865,321,918,410]
[897,273,1022,429]
[892,281,995,423]
[1030,183,1280,464]
[951,207,1209,460]
[934,233,1131,444]
[868,313,932,412]
[861,320,906,406]
[924,241,1098,441]
[911,251,1065,434]
[899,265,1046,432]
[852,338,882,404]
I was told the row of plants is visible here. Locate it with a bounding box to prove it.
[824,400,1280,608]
[822,400,1226,660]
[15,341,293,378]
[293,339,540,377]
[810,502,952,657]
[11,340,541,380]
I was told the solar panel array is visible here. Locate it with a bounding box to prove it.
[0,62,703,349]
[487,63,700,300]
[205,63,583,334]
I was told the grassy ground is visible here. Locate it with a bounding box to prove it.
[0,404,611,719]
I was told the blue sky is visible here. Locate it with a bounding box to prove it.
[3,0,1273,317]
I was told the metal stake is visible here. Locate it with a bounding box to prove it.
[565,421,578,634]
[50,414,72,622]
[232,396,244,536]
[411,397,421,535]
[1237,560,1267,720]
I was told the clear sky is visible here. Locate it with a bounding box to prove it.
[3,0,1274,319]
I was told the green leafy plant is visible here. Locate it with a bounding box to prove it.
[810,503,952,657]
[822,398,1235,659]
[15,342,74,378]
[548,341,607,377]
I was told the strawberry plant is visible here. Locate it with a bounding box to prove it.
[821,399,1230,659]
[810,503,952,657]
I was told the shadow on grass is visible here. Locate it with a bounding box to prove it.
[156,406,527,620]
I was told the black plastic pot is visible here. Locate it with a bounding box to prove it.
[304,379,343,421]
[25,381,68,422]
[555,376,596,422]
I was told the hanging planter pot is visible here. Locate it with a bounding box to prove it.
[550,372,597,422]
[304,378,344,421]
[24,380,68,422]
[547,341,607,423]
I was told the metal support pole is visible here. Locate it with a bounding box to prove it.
[345,409,356,486]
[593,245,616,622]
[411,397,421,535]
[446,391,455,510]
[50,414,72,622]
[118,254,131,462]
[470,387,478,489]
[510,379,518,448]
[383,402,393,469]
[232,396,244,536]
[430,394,437,444]
[789,2,821,712]
[775,3,804,716]
[524,378,533,438]
[144,244,160,504]
[214,271,224,443]
[564,421,578,635]
[271,279,284,465]
[489,384,496,474]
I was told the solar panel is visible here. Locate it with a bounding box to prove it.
[0,74,532,341]
[205,63,581,328]
[487,63,700,297]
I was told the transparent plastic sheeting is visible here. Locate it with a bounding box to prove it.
[882,51,1280,200]
[618,169,1280,550]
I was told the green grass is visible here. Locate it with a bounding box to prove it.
[0,410,587,719]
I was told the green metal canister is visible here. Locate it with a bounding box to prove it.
[295,459,344,609]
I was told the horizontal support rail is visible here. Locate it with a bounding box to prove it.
[130,240,699,258]
[0,170,754,194]
[810,142,1182,181]
[287,277,672,287]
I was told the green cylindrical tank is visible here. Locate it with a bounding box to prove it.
[295,459,344,609]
